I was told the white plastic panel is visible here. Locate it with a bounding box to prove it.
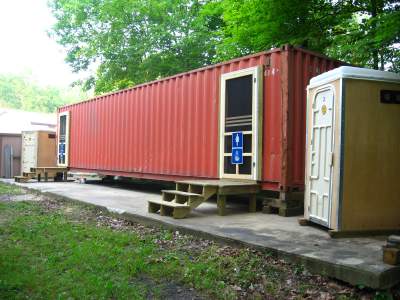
[309,66,400,89]
[21,132,38,173]
[308,88,334,225]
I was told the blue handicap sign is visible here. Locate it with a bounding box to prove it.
[59,143,65,154]
[231,131,243,165]
[231,148,243,164]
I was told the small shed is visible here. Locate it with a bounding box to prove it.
[0,109,56,178]
[21,130,58,174]
[304,66,400,233]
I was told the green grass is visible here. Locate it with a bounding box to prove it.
[0,182,397,299]
[0,183,22,195]
[0,199,271,299]
[0,202,151,299]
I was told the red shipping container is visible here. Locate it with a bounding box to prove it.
[57,45,343,192]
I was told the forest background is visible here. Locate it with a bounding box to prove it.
[1,0,399,112]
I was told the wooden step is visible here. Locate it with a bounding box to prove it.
[149,199,190,207]
[162,190,202,197]
[22,172,36,178]
[14,176,29,183]
[148,199,191,219]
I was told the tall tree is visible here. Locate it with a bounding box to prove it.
[327,0,400,71]
[49,0,221,94]
[213,0,343,60]
[214,0,399,70]
[50,0,399,94]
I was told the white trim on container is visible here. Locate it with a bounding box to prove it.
[57,111,70,167]
[219,66,263,181]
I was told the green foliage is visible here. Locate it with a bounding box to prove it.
[49,0,221,94]
[49,0,400,94]
[215,0,399,70]
[327,0,400,71]
[0,74,87,113]
[214,0,343,60]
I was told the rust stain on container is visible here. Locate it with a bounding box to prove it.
[59,45,343,191]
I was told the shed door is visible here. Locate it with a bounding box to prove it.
[3,144,13,178]
[219,66,262,180]
[308,88,334,225]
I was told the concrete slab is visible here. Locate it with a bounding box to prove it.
[2,179,399,289]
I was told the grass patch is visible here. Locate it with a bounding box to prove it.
[0,201,171,299]
[0,182,23,196]
[0,183,398,299]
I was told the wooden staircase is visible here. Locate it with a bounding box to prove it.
[148,179,260,219]
[148,181,218,219]
[14,171,36,182]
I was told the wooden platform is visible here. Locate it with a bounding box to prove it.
[148,179,260,219]
[14,167,68,183]
[262,191,304,217]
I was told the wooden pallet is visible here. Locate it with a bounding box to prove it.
[14,167,68,183]
[14,175,29,183]
[32,167,68,182]
[148,179,260,219]
[262,191,304,217]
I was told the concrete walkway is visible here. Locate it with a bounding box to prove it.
[2,179,399,289]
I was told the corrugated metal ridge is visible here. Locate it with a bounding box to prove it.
[59,45,345,111]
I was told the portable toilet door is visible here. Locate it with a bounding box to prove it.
[305,85,336,227]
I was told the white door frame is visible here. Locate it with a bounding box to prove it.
[306,84,336,227]
[219,66,263,181]
[57,111,70,167]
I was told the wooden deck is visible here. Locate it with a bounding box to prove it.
[148,179,260,218]
[15,167,68,183]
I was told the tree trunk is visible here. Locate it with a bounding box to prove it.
[370,0,379,69]
[380,50,385,70]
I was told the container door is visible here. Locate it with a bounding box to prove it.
[57,112,70,166]
[21,132,38,173]
[219,66,262,180]
[308,87,334,226]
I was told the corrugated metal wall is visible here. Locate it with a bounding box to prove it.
[59,46,343,191]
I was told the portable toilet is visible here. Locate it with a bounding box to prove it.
[304,66,400,234]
